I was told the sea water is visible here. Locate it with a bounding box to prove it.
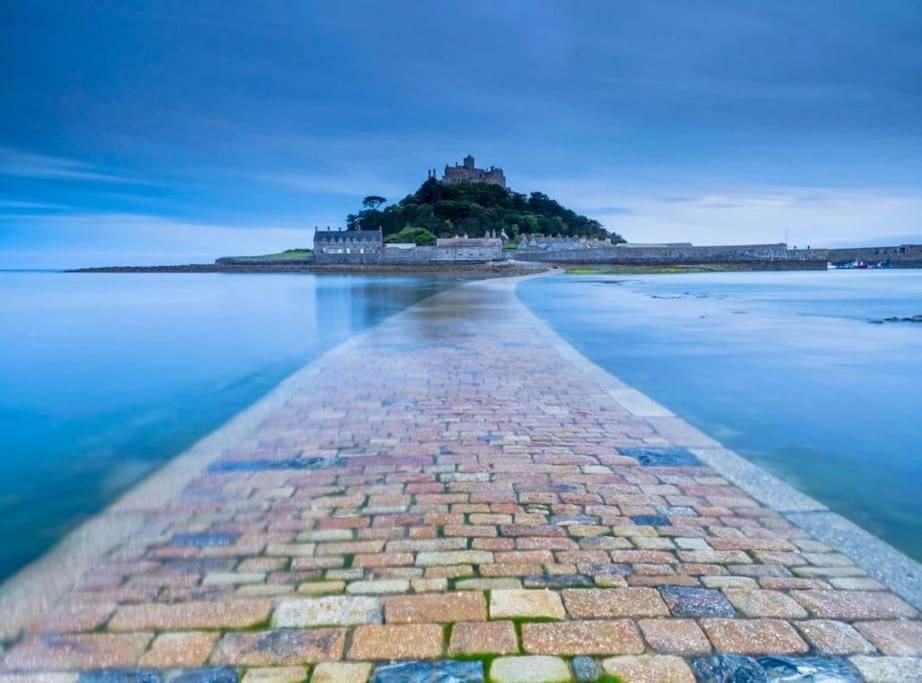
[0,271,460,580]
[519,270,922,561]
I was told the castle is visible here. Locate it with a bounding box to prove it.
[427,155,506,188]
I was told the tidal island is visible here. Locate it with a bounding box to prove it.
[75,155,919,275]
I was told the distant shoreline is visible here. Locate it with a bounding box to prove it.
[68,261,549,276]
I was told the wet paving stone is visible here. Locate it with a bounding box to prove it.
[207,456,344,472]
[523,574,594,588]
[550,514,597,525]
[619,446,701,466]
[78,670,238,683]
[632,514,671,527]
[162,559,237,573]
[659,585,736,617]
[756,656,860,682]
[572,656,600,682]
[658,506,698,517]
[580,562,632,578]
[369,659,484,683]
[78,672,163,683]
[169,532,239,548]
[693,655,768,682]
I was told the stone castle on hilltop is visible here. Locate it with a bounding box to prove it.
[427,154,506,188]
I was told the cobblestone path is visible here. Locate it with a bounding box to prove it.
[1,277,920,682]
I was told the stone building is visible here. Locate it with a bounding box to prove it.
[431,155,506,188]
[313,228,383,264]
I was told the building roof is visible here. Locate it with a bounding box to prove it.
[314,229,382,243]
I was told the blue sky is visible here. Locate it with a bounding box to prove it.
[2,1,920,267]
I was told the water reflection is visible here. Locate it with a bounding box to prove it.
[0,272,458,580]
[519,271,922,561]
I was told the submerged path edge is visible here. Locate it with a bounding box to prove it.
[0,279,464,641]
[508,275,921,612]
[1,273,919,643]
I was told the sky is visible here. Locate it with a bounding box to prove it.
[1,1,920,268]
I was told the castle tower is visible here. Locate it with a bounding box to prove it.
[463,154,475,171]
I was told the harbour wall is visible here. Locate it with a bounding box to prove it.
[827,244,922,268]
[514,243,827,268]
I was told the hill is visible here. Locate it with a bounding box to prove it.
[346,178,624,244]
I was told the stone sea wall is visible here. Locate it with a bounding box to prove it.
[515,243,824,265]
[383,244,502,263]
[828,245,922,267]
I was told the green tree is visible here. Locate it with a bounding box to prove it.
[384,226,437,245]
[362,195,387,210]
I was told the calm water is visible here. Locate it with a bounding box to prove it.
[0,271,460,581]
[519,270,922,561]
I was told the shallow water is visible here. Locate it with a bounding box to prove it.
[519,270,922,561]
[0,271,461,581]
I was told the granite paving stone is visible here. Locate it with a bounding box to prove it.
[561,588,669,618]
[849,656,922,682]
[310,662,371,683]
[1,633,154,670]
[348,624,444,660]
[448,620,519,655]
[272,596,381,627]
[369,660,483,683]
[211,628,345,665]
[522,619,644,655]
[570,657,599,683]
[854,619,922,655]
[108,600,272,631]
[490,589,566,620]
[792,590,917,619]
[795,620,877,655]
[638,618,712,654]
[4,277,920,678]
[724,588,809,618]
[239,668,308,683]
[489,656,572,683]
[137,632,220,667]
[658,585,736,617]
[385,591,486,623]
[601,655,695,683]
[701,619,810,655]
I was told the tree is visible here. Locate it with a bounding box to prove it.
[362,195,387,210]
[384,226,437,246]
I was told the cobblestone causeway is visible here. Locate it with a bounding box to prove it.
[1,277,919,682]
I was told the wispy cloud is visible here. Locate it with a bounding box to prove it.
[253,171,407,199]
[0,147,143,184]
[520,175,922,247]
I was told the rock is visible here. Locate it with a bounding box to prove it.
[571,657,599,682]
[659,585,736,617]
[370,660,484,683]
[631,515,671,527]
[693,655,768,682]
[757,656,861,682]
[618,447,701,466]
